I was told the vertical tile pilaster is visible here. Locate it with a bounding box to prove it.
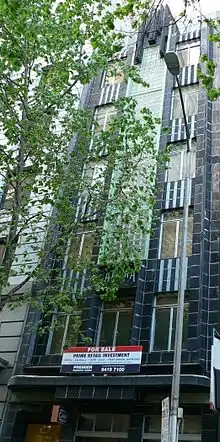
[0,403,17,442]
[127,413,144,442]
[60,412,77,442]
[202,413,219,442]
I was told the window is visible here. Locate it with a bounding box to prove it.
[166,141,196,182]
[182,415,202,434]
[94,105,116,133]
[172,85,199,119]
[91,105,117,156]
[81,162,107,220]
[143,414,201,441]
[77,414,129,434]
[3,183,15,210]
[46,311,81,354]
[0,239,5,264]
[104,62,124,86]
[177,41,200,67]
[84,162,106,188]
[160,209,193,259]
[150,294,188,352]
[96,300,133,346]
[72,228,96,265]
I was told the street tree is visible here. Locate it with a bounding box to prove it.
[0,0,169,336]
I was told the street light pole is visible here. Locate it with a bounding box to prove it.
[164,52,192,442]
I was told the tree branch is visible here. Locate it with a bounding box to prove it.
[0,23,22,50]
[45,78,78,114]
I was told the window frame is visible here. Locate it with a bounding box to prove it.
[0,239,6,264]
[75,229,95,260]
[171,85,199,120]
[96,300,133,347]
[94,105,117,133]
[79,161,107,220]
[75,413,129,439]
[70,227,97,264]
[46,311,81,355]
[101,62,124,87]
[1,182,15,210]
[176,40,200,67]
[165,141,196,182]
[158,209,193,259]
[150,294,189,352]
[143,414,201,440]
[89,104,117,156]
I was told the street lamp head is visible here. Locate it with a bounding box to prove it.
[164,51,180,77]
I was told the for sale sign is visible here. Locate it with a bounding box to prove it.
[61,345,142,374]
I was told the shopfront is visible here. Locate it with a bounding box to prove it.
[4,375,216,442]
[73,412,202,442]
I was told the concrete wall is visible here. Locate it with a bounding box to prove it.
[129,45,167,258]
[130,45,167,119]
[0,79,83,424]
[0,304,27,427]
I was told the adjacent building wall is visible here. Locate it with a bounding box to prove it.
[0,304,27,428]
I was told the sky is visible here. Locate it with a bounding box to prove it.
[166,0,219,20]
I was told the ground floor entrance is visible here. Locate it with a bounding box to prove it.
[1,389,219,442]
[25,424,60,442]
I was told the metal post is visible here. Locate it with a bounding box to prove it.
[169,75,191,442]
[176,76,190,152]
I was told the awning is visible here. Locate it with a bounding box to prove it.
[8,373,210,390]
[0,357,9,369]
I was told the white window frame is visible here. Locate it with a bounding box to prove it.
[68,228,98,297]
[0,239,6,264]
[75,229,95,259]
[176,40,200,67]
[165,142,196,182]
[171,85,199,120]
[87,162,106,186]
[158,209,193,259]
[89,105,117,155]
[67,227,96,261]
[95,105,117,131]
[101,63,124,88]
[150,295,188,352]
[96,301,133,346]
[158,212,180,259]
[46,311,81,355]
[78,161,107,220]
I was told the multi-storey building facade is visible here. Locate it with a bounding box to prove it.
[1,5,220,442]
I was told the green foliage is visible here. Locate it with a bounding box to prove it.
[198,21,220,100]
[89,97,163,300]
[0,0,167,340]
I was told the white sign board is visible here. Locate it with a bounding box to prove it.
[161,397,169,442]
[61,346,142,374]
